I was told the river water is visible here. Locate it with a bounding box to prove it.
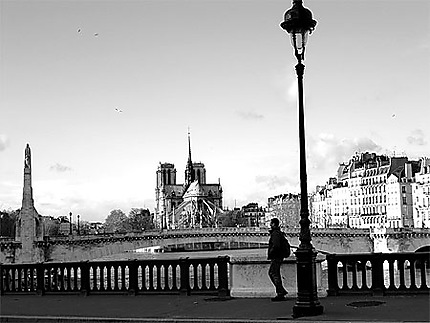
[94,248,268,261]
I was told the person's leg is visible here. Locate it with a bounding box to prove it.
[269,259,287,298]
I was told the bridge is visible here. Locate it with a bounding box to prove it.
[2,227,430,263]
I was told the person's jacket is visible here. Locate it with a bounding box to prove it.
[268,227,284,260]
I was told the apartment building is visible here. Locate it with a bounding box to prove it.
[412,157,430,228]
[310,152,425,229]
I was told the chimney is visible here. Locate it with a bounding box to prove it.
[405,162,413,180]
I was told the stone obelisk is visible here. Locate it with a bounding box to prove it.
[15,143,44,263]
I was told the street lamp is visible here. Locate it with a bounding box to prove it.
[69,212,72,235]
[280,0,323,318]
[77,214,80,235]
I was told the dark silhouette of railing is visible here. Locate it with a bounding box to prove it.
[327,252,430,296]
[0,256,230,298]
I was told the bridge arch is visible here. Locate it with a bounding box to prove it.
[415,245,430,252]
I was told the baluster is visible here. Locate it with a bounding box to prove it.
[164,265,169,291]
[60,266,65,291]
[388,260,395,291]
[73,266,79,291]
[148,264,154,291]
[66,267,71,291]
[361,260,368,291]
[46,268,51,292]
[193,263,198,291]
[201,262,208,290]
[351,262,358,290]
[341,261,348,290]
[156,264,161,291]
[100,265,105,291]
[106,265,112,291]
[419,257,426,290]
[22,267,27,292]
[92,265,98,291]
[121,265,126,291]
[171,264,178,291]
[399,259,406,291]
[114,265,119,291]
[410,260,417,290]
[209,262,215,290]
[23,268,28,292]
[17,267,22,292]
[142,265,149,291]
[26,268,32,292]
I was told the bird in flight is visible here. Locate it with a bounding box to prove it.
[94,33,99,37]
[77,28,81,33]
[115,108,123,113]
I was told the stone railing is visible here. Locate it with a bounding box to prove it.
[326,252,430,295]
[0,256,230,298]
[2,252,429,298]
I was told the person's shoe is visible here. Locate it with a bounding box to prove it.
[271,295,286,302]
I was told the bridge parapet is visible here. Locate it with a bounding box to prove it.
[1,228,430,263]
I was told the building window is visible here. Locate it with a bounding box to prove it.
[403,197,407,205]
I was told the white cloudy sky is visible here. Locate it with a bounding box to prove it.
[1,0,429,222]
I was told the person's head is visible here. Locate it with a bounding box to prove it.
[270,218,280,229]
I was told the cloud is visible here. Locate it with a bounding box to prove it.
[236,110,264,120]
[307,134,382,184]
[0,135,10,151]
[407,129,427,146]
[255,175,293,190]
[49,163,72,172]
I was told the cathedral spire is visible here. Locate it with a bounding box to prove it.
[185,128,194,186]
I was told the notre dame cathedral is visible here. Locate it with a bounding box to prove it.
[155,133,223,229]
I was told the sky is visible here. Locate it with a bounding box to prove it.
[1,0,429,223]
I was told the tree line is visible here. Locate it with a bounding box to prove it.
[1,206,266,238]
[0,208,154,237]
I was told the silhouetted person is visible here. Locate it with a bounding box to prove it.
[268,217,288,301]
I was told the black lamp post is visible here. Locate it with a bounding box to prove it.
[280,0,324,318]
[69,212,72,235]
[77,214,80,235]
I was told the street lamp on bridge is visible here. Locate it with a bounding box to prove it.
[77,214,80,235]
[280,0,323,318]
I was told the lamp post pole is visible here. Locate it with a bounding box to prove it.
[69,212,72,235]
[280,0,323,318]
[77,214,80,235]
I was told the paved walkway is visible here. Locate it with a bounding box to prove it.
[1,294,429,323]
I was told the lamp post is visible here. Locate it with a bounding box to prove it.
[69,212,72,235]
[77,214,80,235]
[280,0,323,318]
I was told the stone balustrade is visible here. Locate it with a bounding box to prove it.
[229,253,327,298]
